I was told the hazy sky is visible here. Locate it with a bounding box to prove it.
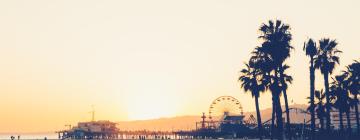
[0,0,359,133]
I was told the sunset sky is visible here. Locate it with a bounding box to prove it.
[0,0,359,133]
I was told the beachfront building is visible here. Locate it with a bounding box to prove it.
[57,120,120,139]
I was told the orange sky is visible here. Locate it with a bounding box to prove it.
[0,0,359,133]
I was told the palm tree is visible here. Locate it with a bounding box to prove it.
[239,62,266,139]
[258,19,293,140]
[330,76,346,132]
[331,74,352,135]
[340,77,352,135]
[343,60,360,133]
[251,46,277,139]
[251,60,283,140]
[278,64,293,138]
[304,38,318,138]
[250,46,282,139]
[268,73,283,140]
[314,89,326,131]
[314,38,342,130]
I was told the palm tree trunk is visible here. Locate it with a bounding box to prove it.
[339,110,344,132]
[272,69,284,140]
[354,95,360,133]
[275,95,284,140]
[283,89,291,137]
[346,110,351,135]
[274,70,284,140]
[310,60,316,139]
[273,89,284,140]
[324,72,332,130]
[279,70,291,140]
[282,88,291,139]
[255,95,263,140]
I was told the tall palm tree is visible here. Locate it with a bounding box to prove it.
[239,62,266,140]
[251,46,277,139]
[314,38,342,130]
[314,89,326,131]
[278,64,293,138]
[304,38,318,138]
[343,60,360,133]
[268,73,283,140]
[258,19,293,140]
[278,64,293,139]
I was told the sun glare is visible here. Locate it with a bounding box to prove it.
[123,80,181,120]
[125,95,179,120]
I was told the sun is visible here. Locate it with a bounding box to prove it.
[125,94,179,120]
[119,65,185,121]
[122,81,181,120]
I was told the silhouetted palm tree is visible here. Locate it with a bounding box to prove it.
[251,46,277,139]
[268,73,283,140]
[252,60,283,140]
[314,89,326,130]
[278,63,293,137]
[343,60,360,133]
[314,38,342,130]
[330,76,346,132]
[239,62,266,140]
[331,74,352,135]
[258,20,293,140]
[304,38,318,138]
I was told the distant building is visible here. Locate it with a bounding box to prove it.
[57,120,120,139]
[222,115,245,124]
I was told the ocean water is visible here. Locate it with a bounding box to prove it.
[0,133,58,140]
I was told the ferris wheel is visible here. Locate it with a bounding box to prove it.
[208,96,243,120]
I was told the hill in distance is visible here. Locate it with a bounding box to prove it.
[117,103,308,131]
